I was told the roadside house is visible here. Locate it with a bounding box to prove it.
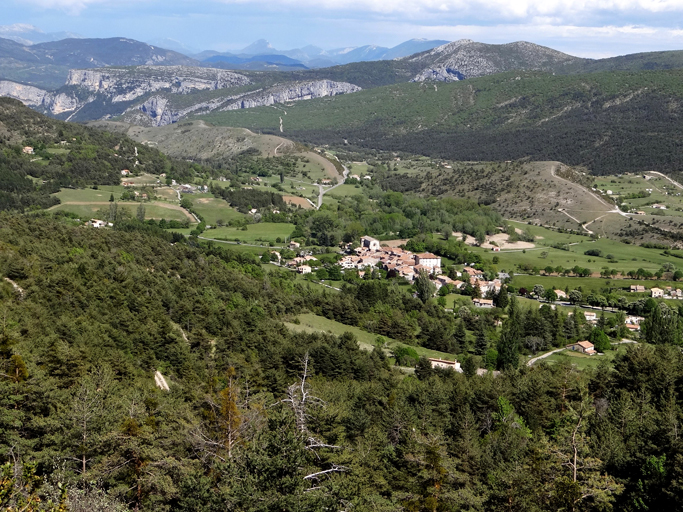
[473,298,494,308]
[566,341,596,355]
[428,358,462,372]
[651,287,664,298]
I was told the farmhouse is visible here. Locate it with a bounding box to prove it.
[630,285,646,292]
[651,287,664,298]
[22,146,34,155]
[566,341,596,355]
[473,298,494,308]
[296,265,312,274]
[584,311,597,322]
[121,169,130,176]
[652,204,667,210]
[289,241,300,249]
[554,289,568,300]
[428,358,462,372]
[86,219,108,228]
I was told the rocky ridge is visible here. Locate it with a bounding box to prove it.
[65,66,251,102]
[409,40,583,82]
[0,80,88,116]
[124,80,361,127]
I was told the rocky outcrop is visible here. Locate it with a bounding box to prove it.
[0,81,49,107]
[130,80,361,127]
[0,80,88,115]
[66,66,251,103]
[222,80,361,110]
[409,39,582,82]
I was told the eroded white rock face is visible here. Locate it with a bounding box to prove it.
[0,80,85,115]
[0,81,49,106]
[132,80,361,127]
[222,80,361,111]
[66,66,251,103]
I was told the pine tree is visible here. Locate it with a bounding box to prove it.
[453,320,467,352]
[495,285,509,309]
[136,203,146,222]
[474,325,488,355]
[497,296,521,370]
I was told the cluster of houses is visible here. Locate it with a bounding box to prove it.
[338,236,442,281]
[630,285,683,299]
[334,236,503,302]
[179,184,209,194]
[571,310,644,333]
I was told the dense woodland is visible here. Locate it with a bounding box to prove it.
[0,213,682,511]
[4,70,683,511]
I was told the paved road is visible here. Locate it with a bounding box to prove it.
[316,163,349,209]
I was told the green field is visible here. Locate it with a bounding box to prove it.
[510,274,682,295]
[467,220,681,274]
[285,313,456,360]
[54,186,126,202]
[189,196,246,225]
[204,222,295,244]
[51,202,190,222]
[542,343,636,370]
[325,184,366,198]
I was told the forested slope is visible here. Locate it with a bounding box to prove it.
[0,98,220,211]
[0,211,682,510]
[200,69,683,176]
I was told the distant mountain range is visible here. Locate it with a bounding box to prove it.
[0,23,82,46]
[191,38,451,70]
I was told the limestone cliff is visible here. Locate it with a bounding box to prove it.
[128,80,361,127]
[221,80,361,110]
[0,80,88,116]
[66,66,251,103]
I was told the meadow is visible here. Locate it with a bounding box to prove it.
[206,222,296,244]
[285,313,456,361]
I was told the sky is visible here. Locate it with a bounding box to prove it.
[1,0,683,58]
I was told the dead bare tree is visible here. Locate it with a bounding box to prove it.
[280,353,347,481]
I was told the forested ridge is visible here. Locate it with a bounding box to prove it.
[203,68,683,177]
[0,98,220,212]
[0,212,680,510]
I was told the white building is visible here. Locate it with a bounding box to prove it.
[414,252,441,272]
[297,265,312,274]
[360,236,381,252]
[428,358,462,372]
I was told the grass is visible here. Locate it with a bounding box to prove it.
[54,186,126,202]
[325,184,366,198]
[542,343,636,370]
[189,196,245,225]
[204,223,295,244]
[51,202,190,222]
[284,313,457,360]
[467,220,681,274]
[511,274,682,294]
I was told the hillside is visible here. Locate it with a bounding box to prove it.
[0,97,219,210]
[0,37,198,89]
[408,39,583,81]
[197,68,683,177]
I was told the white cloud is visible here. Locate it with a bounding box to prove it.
[22,0,683,18]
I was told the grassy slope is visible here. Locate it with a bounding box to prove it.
[285,313,456,360]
